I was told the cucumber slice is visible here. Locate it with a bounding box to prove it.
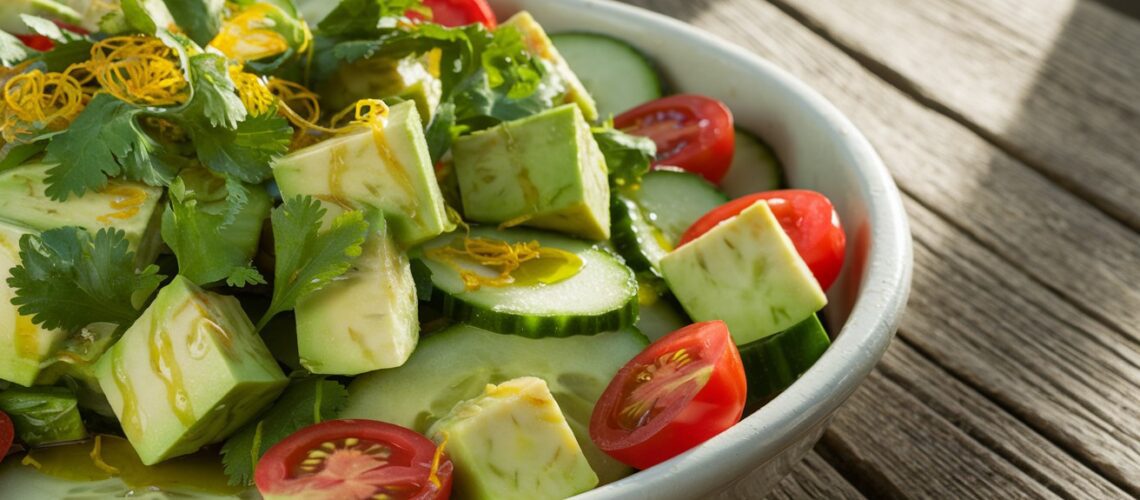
[341,324,650,485]
[739,314,831,407]
[610,195,671,273]
[630,169,729,244]
[413,227,638,337]
[637,295,690,342]
[731,130,783,191]
[550,33,661,119]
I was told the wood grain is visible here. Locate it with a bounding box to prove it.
[764,451,865,500]
[770,0,1140,231]
[619,0,1140,495]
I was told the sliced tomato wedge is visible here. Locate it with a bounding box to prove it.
[615,94,735,184]
[14,21,89,52]
[254,419,453,500]
[0,411,13,458]
[409,0,498,28]
[590,321,746,470]
[679,189,846,291]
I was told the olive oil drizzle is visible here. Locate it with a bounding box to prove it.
[425,236,584,291]
[149,309,195,427]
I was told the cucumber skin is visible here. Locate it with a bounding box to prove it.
[609,195,665,274]
[738,314,830,408]
[423,272,640,338]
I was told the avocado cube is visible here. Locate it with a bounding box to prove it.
[452,104,611,240]
[95,276,288,465]
[502,12,599,122]
[35,323,119,416]
[0,163,165,266]
[296,219,419,375]
[0,220,68,387]
[428,377,598,500]
[318,55,442,123]
[0,386,87,446]
[273,100,454,246]
[660,201,828,345]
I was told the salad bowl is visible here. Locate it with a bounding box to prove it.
[481,0,913,497]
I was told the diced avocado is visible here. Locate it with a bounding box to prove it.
[0,386,87,446]
[296,219,418,375]
[0,220,68,387]
[272,100,454,246]
[660,201,827,345]
[428,377,598,500]
[502,12,599,122]
[94,276,288,465]
[318,55,442,123]
[0,163,165,266]
[35,323,118,416]
[452,104,611,240]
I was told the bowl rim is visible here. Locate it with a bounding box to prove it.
[484,0,914,497]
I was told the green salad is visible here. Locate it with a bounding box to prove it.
[0,1,847,498]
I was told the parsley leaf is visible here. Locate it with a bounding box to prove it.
[221,377,348,486]
[256,197,369,331]
[192,110,293,184]
[43,94,181,201]
[7,227,164,331]
[0,30,30,66]
[185,52,248,129]
[160,171,270,287]
[593,127,657,188]
[318,0,427,38]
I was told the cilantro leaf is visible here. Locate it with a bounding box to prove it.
[192,111,293,184]
[221,377,348,486]
[43,94,181,201]
[163,0,224,47]
[593,127,657,188]
[186,52,248,129]
[160,171,270,287]
[7,227,164,331]
[256,197,369,331]
[19,15,85,43]
[35,38,94,72]
[0,30,30,66]
[318,0,427,38]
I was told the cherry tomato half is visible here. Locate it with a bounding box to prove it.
[615,94,735,184]
[13,21,89,52]
[590,321,746,470]
[409,0,498,28]
[0,411,13,458]
[254,419,453,500]
[679,189,846,291]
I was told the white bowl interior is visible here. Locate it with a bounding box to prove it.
[488,1,913,498]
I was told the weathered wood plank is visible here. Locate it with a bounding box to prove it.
[770,0,1140,231]
[617,0,1140,494]
[621,0,1140,346]
[819,366,1060,499]
[763,451,864,500]
[879,339,1131,499]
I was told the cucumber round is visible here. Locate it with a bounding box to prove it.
[739,314,831,407]
[629,169,729,245]
[341,323,649,485]
[550,33,661,119]
[730,130,783,192]
[637,295,690,342]
[610,195,671,273]
[413,227,638,337]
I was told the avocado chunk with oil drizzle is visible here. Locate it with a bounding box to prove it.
[0,219,68,387]
[94,276,287,465]
[428,377,598,500]
[452,104,610,241]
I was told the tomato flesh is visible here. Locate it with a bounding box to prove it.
[409,0,498,28]
[0,411,13,458]
[615,94,735,184]
[255,419,452,500]
[15,34,54,51]
[590,321,746,470]
[679,189,846,291]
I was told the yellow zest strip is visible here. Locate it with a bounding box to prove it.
[426,237,548,291]
[89,435,121,475]
[497,214,535,231]
[229,66,275,116]
[428,432,449,490]
[1,69,86,143]
[96,184,149,224]
[267,77,389,150]
[21,455,42,469]
[208,3,290,63]
[86,35,188,107]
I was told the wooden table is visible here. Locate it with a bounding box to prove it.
[620,1,1140,498]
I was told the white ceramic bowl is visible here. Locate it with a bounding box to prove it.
[487,0,914,498]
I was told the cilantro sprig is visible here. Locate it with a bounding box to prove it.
[256,196,370,331]
[7,227,164,331]
[593,126,658,188]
